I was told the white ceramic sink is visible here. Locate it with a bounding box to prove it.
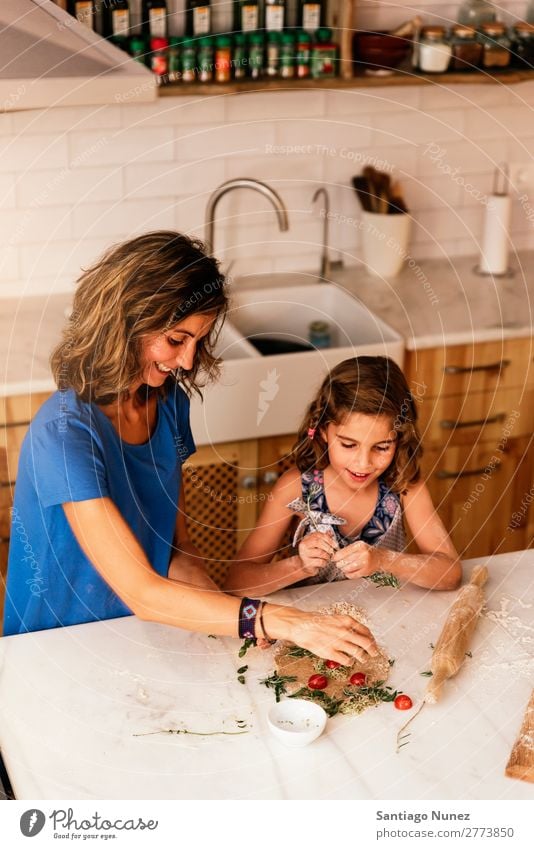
[190,281,404,445]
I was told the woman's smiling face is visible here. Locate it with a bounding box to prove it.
[139,312,216,387]
[324,412,397,490]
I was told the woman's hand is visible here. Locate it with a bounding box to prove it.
[332,540,380,579]
[298,530,337,576]
[264,604,378,665]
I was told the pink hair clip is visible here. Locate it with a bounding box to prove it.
[307,426,316,440]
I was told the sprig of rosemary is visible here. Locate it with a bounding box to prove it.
[365,571,400,588]
[286,646,315,659]
[238,637,257,658]
[343,680,398,703]
[260,672,297,702]
[289,686,344,717]
[134,728,249,737]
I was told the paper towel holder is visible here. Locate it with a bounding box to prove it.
[474,163,515,278]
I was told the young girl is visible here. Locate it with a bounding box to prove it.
[3,232,377,666]
[224,356,461,596]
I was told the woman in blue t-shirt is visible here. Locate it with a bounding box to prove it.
[3,231,377,665]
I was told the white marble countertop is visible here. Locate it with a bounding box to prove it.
[2,251,534,400]
[0,550,532,800]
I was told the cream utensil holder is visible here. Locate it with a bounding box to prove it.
[361,211,411,277]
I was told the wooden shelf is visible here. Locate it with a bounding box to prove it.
[158,67,534,96]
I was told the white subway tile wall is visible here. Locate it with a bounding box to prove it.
[1,0,534,295]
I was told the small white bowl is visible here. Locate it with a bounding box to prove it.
[267,699,327,748]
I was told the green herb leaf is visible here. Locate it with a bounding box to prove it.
[365,571,400,588]
[237,665,248,674]
[429,642,435,650]
[286,646,315,659]
[388,658,396,667]
[260,672,297,703]
[238,637,256,658]
[237,675,246,685]
[465,651,472,658]
[208,634,217,639]
[420,670,433,677]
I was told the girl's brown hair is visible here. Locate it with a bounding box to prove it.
[51,231,228,405]
[293,356,422,493]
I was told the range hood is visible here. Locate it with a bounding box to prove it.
[0,0,156,112]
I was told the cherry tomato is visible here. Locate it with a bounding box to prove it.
[394,694,413,711]
[325,660,341,669]
[308,674,328,690]
[349,672,367,687]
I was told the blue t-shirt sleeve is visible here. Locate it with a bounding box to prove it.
[25,418,110,508]
[168,385,196,464]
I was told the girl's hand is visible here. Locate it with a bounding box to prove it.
[290,610,378,665]
[332,540,379,579]
[298,530,337,576]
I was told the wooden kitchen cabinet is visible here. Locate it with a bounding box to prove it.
[405,339,534,558]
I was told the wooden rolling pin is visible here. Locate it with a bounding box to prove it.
[505,690,534,783]
[425,565,488,704]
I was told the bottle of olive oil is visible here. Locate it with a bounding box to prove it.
[67,0,95,29]
[264,0,286,32]
[141,1,168,38]
[299,0,324,33]
[102,1,130,39]
[186,0,211,36]
[233,0,260,33]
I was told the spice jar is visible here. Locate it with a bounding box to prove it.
[279,31,295,78]
[167,36,181,82]
[150,37,168,81]
[478,22,511,69]
[311,27,337,78]
[129,35,147,65]
[248,31,265,79]
[181,37,196,82]
[233,32,247,79]
[215,35,232,83]
[450,25,482,70]
[510,22,534,68]
[266,31,281,77]
[198,36,214,83]
[308,320,331,349]
[418,26,452,73]
[296,30,312,78]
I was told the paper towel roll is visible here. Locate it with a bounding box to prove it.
[478,193,511,275]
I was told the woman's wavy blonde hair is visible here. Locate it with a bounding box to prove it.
[293,356,422,494]
[51,231,228,405]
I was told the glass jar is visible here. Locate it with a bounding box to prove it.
[478,22,511,69]
[266,31,281,77]
[197,36,213,83]
[418,26,452,73]
[457,0,496,26]
[308,320,331,348]
[181,37,196,83]
[311,27,337,78]
[150,36,168,80]
[215,35,232,83]
[296,30,312,78]
[167,36,181,82]
[129,35,147,65]
[280,31,295,78]
[233,33,247,79]
[510,22,534,68]
[248,31,265,79]
[450,25,482,70]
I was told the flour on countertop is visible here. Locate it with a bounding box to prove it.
[478,596,534,681]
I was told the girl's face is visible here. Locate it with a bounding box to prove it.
[323,412,397,490]
[139,312,216,387]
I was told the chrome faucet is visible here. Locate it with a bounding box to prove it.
[312,187,331,280]
[204,178,289,254]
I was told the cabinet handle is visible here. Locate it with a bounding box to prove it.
[240,475,257,490]
[440,412,506,430]
[443,359,511,375]
[261,471,279,485]
[436,463,502,480]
